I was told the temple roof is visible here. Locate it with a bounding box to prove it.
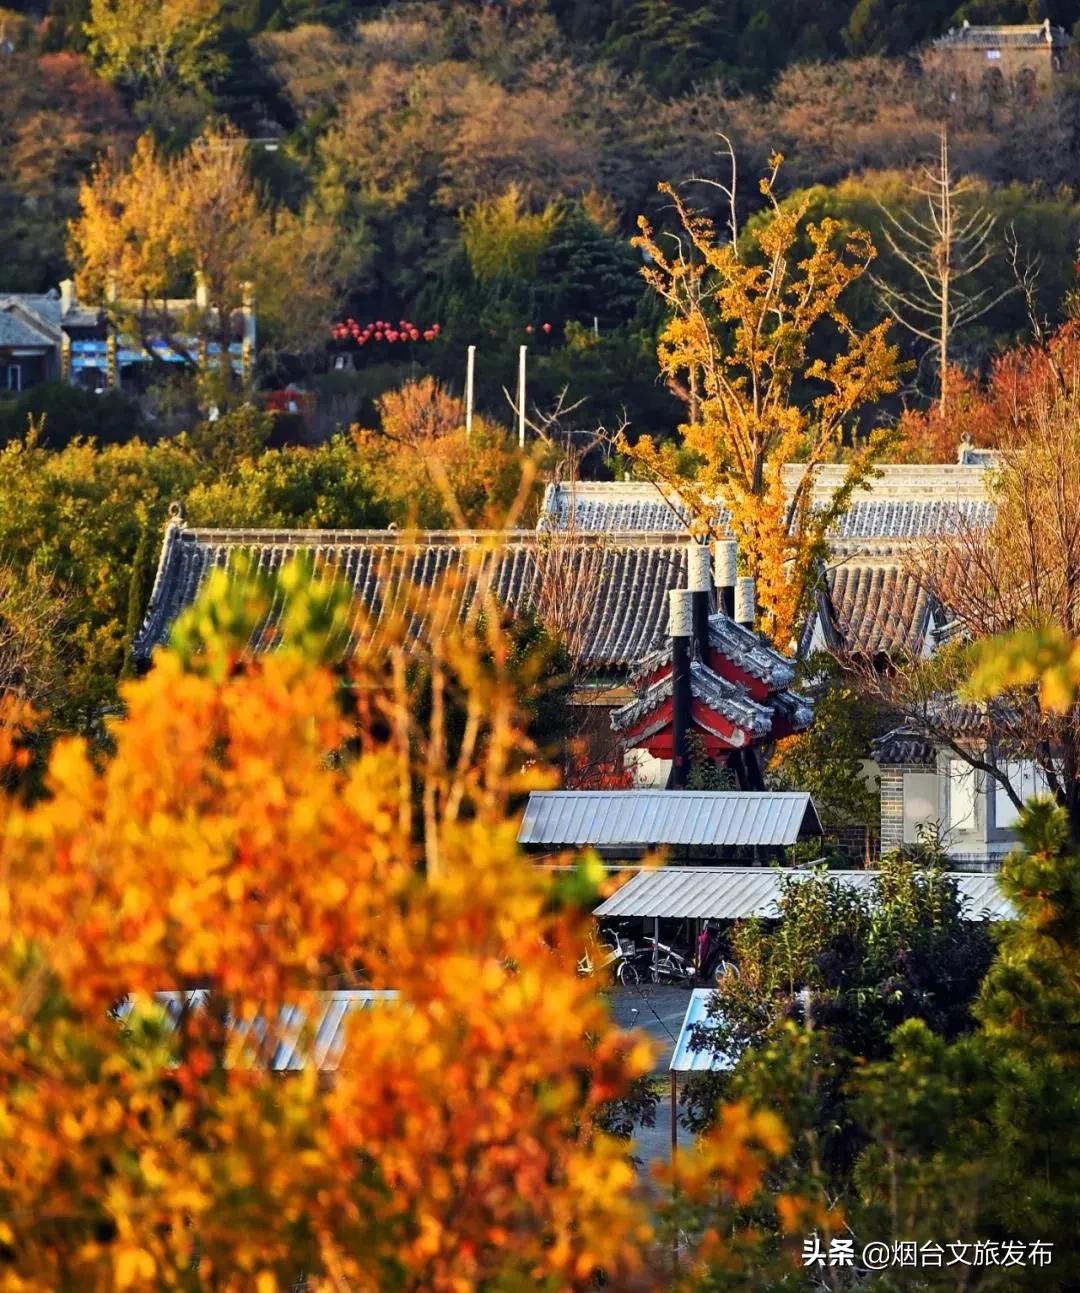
[610,661,775,742]
[540,465,992,542]
[133,524,692,671]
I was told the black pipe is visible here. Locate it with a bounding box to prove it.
[671,633,691,788]
[692,590,710,660]
[720,586,735,618]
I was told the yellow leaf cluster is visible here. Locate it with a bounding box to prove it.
[626,161,903,646]
[0,603,652,1287]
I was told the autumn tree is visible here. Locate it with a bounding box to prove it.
[872,129,1014,414]
[69,126,357,370]
[0,554,665,1289]
[856,329,1080,839]
[624,156,902,647]
[84,0,225,96]
[353,377,543,528]
[0,49,130,292]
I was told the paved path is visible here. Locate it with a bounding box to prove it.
[607,984,695,1171]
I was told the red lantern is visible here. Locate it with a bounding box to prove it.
[432,323,441,335]
[388,330,399,342]
[525,324,534,334]
[542,322,552,334]
[423,329,434,341]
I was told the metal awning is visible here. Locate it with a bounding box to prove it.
[117,990,398,1071]
[670,988,737,1073]
[595,867,1013,921]
[517,791,823,850]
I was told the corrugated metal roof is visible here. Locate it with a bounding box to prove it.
[595,867,1014,920]
[670,988,737,1073]
[118,989,398,1072]
[517,791,823,848]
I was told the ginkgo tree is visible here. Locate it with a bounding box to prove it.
[69,126,357,368]
[624,155,902,648]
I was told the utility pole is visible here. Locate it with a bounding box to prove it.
[517,344,526,448]
[465,344,475,440]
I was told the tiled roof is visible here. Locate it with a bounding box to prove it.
[873,727,936,766]
[628,616,798,689]
[0,292,100,330]
[826,560,934,657]
[0,301,61,348]
[610,660,774,740]
[542,466,992,542]
[933,21,1069,48]
[133,525,691,671]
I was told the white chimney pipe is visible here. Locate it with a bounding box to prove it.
[687,542,711,593]
[59,278,74,317]
[668,588,693,638]
[714,539,738,588]
[735,576,756,628]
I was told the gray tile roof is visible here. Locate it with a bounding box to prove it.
[0,301,60,348]
[872,727,936,766]
[627,614,798,691]
[133,525,691,671]
[542,467,993,542]
[933,21,1069,49]
[826,560,934,657]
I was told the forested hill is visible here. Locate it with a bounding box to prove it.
[6,0,1080,433]
[20,0,1080,94]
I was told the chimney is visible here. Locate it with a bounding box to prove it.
[59,278,74,317]
[687,541,711,659]
[195,270,210,312]
[669,589,693,789]
[735,576,756,630]
[713,539,737,618]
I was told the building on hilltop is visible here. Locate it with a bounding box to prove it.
[0,278,255,395]
[927,18,1071,89]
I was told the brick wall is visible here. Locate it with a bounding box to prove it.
[880,764,929,851]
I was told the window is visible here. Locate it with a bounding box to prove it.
[947,759,977,832]
[986,48,1002,60]
[903,773,939,844]
[3,365,20,392]
[994,760,1050,831]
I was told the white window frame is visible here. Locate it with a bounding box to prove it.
[946,759,978,834]
[993,760,1050,832]
[4,364,21,392]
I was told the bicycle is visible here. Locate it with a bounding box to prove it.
[578,931,641,985]
[641,937,695,985]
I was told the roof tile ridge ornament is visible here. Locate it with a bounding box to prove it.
[132,504,188,662]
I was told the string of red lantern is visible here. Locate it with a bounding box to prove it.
[329,320,442,345]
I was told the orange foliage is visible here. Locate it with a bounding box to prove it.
[0,573,655,1288]
[892,324,1080,462]
[353,377,538,527]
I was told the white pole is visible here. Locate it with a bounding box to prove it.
[517,344,526,449]
[465,344,475,440]
[593,315,599,338]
